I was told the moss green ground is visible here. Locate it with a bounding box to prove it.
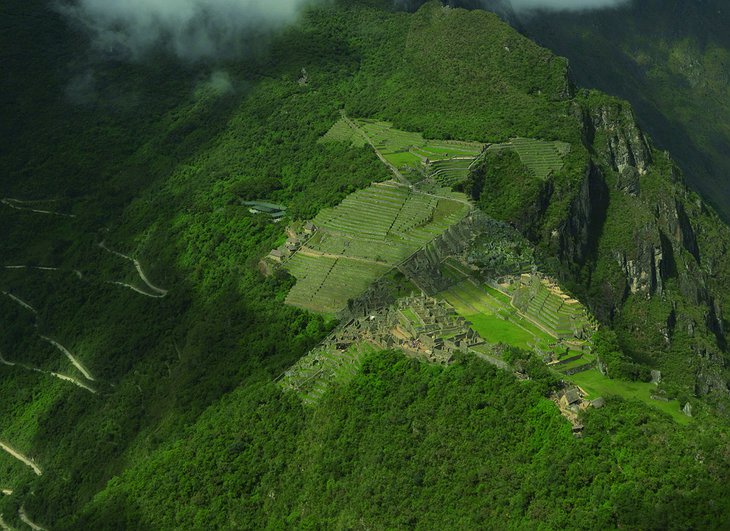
[443,281,686,422]
[570,368,688,424]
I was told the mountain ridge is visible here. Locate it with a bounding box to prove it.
[0,1,728,528]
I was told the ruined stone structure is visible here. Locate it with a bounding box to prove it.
[552,386,592,436]
[321,295,486,365]
[259,222,316,276]
[398,211,489,295]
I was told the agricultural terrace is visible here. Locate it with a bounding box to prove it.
[488,137,570,180]
[320,117,484,183]
[278,343,376,404]
[438,273,596,374]
[438,280,554,353]
[317,118,366,148]
[284,181,470,314]
[509,274,594,340]
[437,276,686,421]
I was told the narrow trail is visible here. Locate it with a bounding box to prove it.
[107,281,165,299]
[38,336,95,382]
[0,353,96,394]
[1,198,75,218]
[297,247,385,266]
[98,242,168,297]
[2,265,83,280]
[0,513,13,531]
[340,112,410,185]
[18,508,46,531]
[0,442,42,476]
[2,292,97,385]
[1,292,37,315]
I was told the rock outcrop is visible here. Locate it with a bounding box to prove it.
[556,162,609,271]
[398,211,488,295]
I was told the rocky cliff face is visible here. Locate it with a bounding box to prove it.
[588,102,652,177]
[556,96,729,399]
[555,162,608,272]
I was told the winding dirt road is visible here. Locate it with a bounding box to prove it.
[19,507,46,531]
[2,292,96,384]
[0,442,42,476]
[0,353,96,394]
[38,336,95,382]
[1,292,37,315]
[1,198,75,218]
[106,281,166,299]
[0,513,12,531]
[98,242,168,297]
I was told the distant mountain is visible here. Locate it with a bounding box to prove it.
[504,0,730,221]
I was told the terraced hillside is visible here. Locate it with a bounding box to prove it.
[284,182,470,314]
[439,280,553,352]
[278,343,376,405]
[510,274,594,340]
[429,158,478,187]
[318,118,366,148]
[437,270,596,374]
[488,137,570,180]
[320,117,484,183]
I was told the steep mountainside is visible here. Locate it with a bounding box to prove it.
[0,1,728,528]
[512,0,730,222]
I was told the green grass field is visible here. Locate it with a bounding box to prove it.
[324,118,485,177]
[441,280,684,423]
[284,182,470,313]
[570,368,689,424]
[439,280,554,350]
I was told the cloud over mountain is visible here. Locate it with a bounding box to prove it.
[509,0,629,11]
[56,0,319,61]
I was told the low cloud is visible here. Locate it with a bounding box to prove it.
[509,0,629,11]
[395,1,631,14]
[198,70,235,96]
[55,0,320,61]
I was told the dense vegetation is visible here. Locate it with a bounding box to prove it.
[1,0,728,528]
[67,351,730,530]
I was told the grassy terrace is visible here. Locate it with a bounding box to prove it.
[438,281,554,351]
[430,158,477,187]
[571,368,689,424]
[321,117,484,181]
[439,280,684,421]
[488,137,570,180]
[317,118,366,148]
[284,182,470,314]
[511,275,592,340]
[279,343,377,405]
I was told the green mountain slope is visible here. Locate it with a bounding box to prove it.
[513,0,730,222]
[0,1,728,528]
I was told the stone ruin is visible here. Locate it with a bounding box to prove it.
[259,221,317,276]
[552,386,593,437]
[319,294,486,365]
